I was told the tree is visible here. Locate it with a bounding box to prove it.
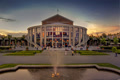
[1,37,5,46]
[89,36,94,45]
[7,35,12,46]
[107,38,111,45]
[14,37,18,46]
[100,38,106,45]
[102,33,107,38]
[21,35,25,46]
[113,37,119,45]
[96,37,100,45]
[112,47,117,53]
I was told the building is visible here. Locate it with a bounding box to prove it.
[27,14,89,48]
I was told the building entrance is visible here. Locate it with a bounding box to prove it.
[53,42,62,48]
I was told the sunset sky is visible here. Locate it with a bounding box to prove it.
[0,0,120,37]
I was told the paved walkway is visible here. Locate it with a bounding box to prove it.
[0,50,120,67]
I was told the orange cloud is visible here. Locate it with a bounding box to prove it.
[0,29,27,37]
[87,22,120,36]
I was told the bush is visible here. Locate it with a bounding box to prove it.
[0,46,12,50]
[26,47,29,51]
[5,50,43,56]
[116,50,120,54]
[75,50,108,55]
[112,47,117,53]
[100,46,120,49]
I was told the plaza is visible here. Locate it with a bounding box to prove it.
[0,48,120,67]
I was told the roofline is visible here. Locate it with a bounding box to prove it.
[42,14,73,22]
[27,24,87,30]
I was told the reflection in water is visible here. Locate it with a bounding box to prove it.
[0,68,120,80]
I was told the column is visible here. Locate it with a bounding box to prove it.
[79,28,81,46]
[28,29,30,46]
[44,26,46,47]
[52,26,53,48]
[85,29,86,43]
[73,27,75,47]
[30,28,33,47]
[34,27,37,47]
[40,26,42,47]
[82,28,85,44]
[62,26,63,47]
[69,27,71,46]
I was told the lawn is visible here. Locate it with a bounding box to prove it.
[100,46,120,49]
[66,63,120,70]
[75,50,108,55]
[5,50,43,56]
[0,46,12,50]
[0,63,120,70]
[0,64,50,69]
[116,49,120,54]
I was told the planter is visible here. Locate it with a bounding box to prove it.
[9,48,12,50]
[26,47,29,51]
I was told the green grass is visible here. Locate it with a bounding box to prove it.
[0,49,2,51]
[0,46,12,50]
[0,64,50,69]
[116,49,120,54]
[66,63,120,70]
[100,46,120,49]
[0,64,18,69]
[0,63,120,70]
[4,50,43,56]
[75,50,108,55]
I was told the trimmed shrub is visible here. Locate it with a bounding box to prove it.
[0,46,11,50]
[112,47,117,53]
[100,46,120,49]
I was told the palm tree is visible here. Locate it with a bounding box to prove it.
[113,37,119,45]
[14,37,18,46]
[100,38,106,45]
[107,38,111,45]
[1,37,5,46]
[21,35,25,46]
[7,35,12,46]
[102,33,107,38]
[89,36,94,45]
[96,37,100,46]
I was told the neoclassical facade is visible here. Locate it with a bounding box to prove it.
[27,14,89,48]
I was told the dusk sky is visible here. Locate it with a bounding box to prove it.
[0,0,120,37]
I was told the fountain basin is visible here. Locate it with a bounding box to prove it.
[0,65,120,80]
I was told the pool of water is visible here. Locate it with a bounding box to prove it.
[0,68,120,80]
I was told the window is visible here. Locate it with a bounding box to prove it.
[75,27,79,32]
[53,32,62,37]
[63,32,69,37]
[63,27,69,31]
[46,32,52,37]
[46,26,52,31]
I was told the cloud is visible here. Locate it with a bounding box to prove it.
[0,29,27,37]
[0,17,16,22]
[108,25,120,33]
[86,21,120,36]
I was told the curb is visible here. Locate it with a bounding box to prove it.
[0,65,120,74]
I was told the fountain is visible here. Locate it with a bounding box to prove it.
[48,50,64,77]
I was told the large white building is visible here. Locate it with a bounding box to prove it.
[27,14,89,48]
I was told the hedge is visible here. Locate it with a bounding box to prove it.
[0,46,12,50]
[116,50,120,54]
[100,46,120,49]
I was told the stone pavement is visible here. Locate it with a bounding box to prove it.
[0,50,120,67]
